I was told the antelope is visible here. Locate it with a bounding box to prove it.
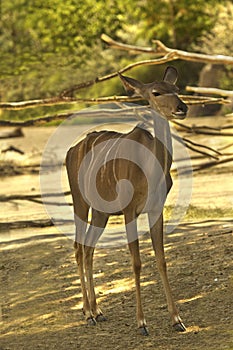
[66,66,188,335]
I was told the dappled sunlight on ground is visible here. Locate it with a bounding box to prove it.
[1,220,232,349]
[178,293,206,305]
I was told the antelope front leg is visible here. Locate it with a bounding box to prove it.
[148,213,186,332]
[128,240,149,336]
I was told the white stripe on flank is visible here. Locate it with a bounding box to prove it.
[103,136,120,186]
[113,134,125,185]
[87,133,107,194]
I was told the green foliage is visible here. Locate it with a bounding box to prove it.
[0,0,124,97]
[134,0,228,49]
[1,0,123,66]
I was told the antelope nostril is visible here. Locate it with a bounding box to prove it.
[178,103,188,114]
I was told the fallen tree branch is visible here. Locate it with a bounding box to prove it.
[172,120,219,131]
[0,127,24,139]
[182,137,221,157]
[0,218,74,230]
[183,143,218,160]
[0,191,71,202]
[1,146,25,155]
[207,229,233,237]
[187,129,233,137]
[193,156,233,172]
[0,219,54,230]
[171,133,220,160]
[172,120,233,137]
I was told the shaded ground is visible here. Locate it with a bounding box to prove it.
[0,120,233,349]
[0,220,232,350]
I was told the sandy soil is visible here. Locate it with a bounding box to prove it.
[1,221,233,350]
[0,120,233,350]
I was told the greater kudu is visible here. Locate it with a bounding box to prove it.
[66,66,188,335]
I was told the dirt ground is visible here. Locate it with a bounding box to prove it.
[0,121,233,350]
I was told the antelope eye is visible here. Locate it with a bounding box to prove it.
[152,91,161,97]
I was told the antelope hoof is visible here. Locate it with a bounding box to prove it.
[96,314,108,322]
[87,317,97,326]
[138,326,149,336]
[173,321,186,332]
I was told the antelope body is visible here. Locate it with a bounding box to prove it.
[66,66,188,335]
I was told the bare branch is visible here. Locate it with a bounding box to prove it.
[0,95,141,111]
[153,40,233,65]
[0,97,73,110]
[0,53,175,110]
[101,34,233,65]
[0,93,228,116]
[186,86,233,97]
[101,33,159,54]
[180,95,229,106]
[0,105,147,126]
[0,112,76,126]
[1,36,232,112]
[60,52,175,97]
[0,94,230,127]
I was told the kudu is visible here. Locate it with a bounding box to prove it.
[66,66,188,335]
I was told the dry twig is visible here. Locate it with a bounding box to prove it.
[102,34,233,65]
[186,86,233,97]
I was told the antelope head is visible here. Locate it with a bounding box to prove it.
[118,66,188,120]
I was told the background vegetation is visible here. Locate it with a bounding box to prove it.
[0,0,232,120]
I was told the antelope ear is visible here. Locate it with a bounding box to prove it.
[118,72,144,96]
[163,66,178,84]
